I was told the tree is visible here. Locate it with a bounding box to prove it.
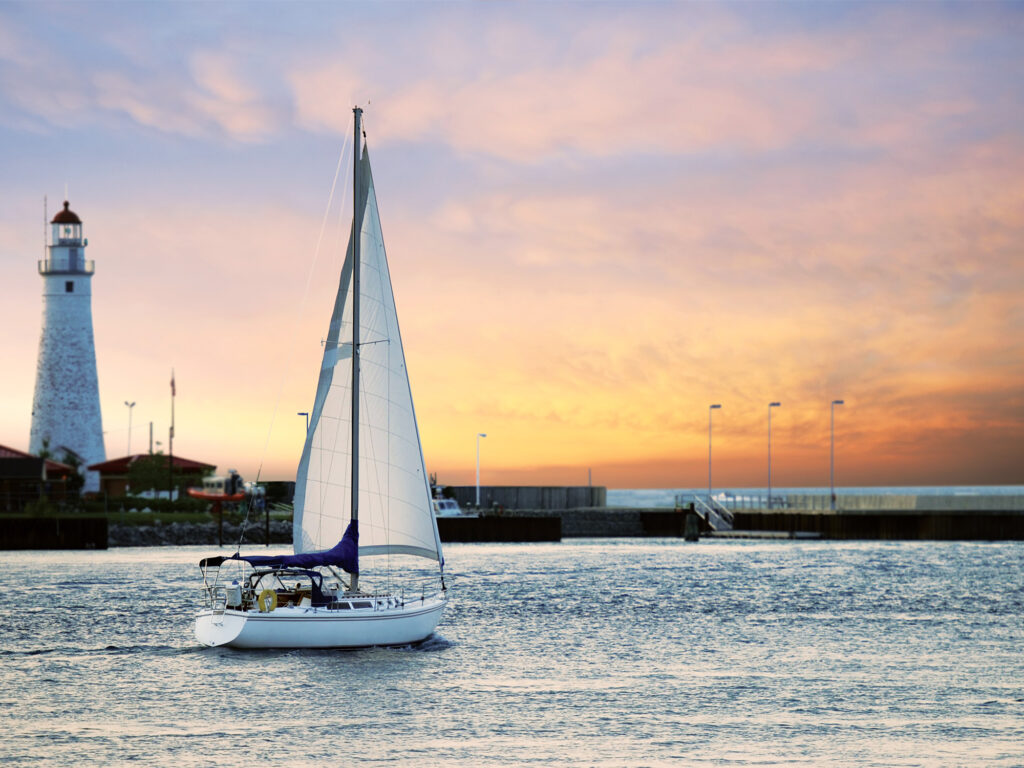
[127,453,172,492]
[59,450,85,498]
[126,453,210,496]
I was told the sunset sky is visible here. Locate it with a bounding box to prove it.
[1,2,1021,489]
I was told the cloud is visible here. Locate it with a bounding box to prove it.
[0,6,283,141]
[184,50,280,141]
[2,2,1022,485]
[279,3,1024,171]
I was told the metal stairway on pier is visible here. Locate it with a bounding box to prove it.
[681,495,734,532]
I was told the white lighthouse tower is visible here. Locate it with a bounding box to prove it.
[29,200,106,493]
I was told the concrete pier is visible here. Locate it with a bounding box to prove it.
[0,516,107,549]
[497,508,686,537]
[436,515,561,543]
[781,493,1024,512]
[731,510,1024,540]
[445,485,606,510]
[452,504,1024,541]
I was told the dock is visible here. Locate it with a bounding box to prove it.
[730,509,1024,540]
[436,515,560,542]
[4,484,1023,548]
[0,516,107,549]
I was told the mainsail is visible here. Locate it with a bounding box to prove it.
[293,146,442,566]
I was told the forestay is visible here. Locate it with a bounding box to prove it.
[293,146,442,565]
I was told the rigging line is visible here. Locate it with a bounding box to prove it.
[385,337,392,593]
[315,158,355,547]
[319,260,355,551]
[307,122,354,553]
[235,114,354,551]
[317,139,366,550]
[320,240,358,549]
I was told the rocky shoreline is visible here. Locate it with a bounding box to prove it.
[109,520,293,547]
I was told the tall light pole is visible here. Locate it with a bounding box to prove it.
[476,433,487,507]
[708,404,721,502]
[297,412,309,432]
[768,402,781,508]
[124,401,135,456]
[830,399,844,510]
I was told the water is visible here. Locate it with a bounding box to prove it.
[2,540,1023,766]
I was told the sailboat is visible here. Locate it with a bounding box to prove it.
[195,107,447,648]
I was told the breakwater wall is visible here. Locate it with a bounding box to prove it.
[497,508,686,537]
[107,510,678,546]
[732,510,1024,540]
[18,506,1019,549]
[776,494,1024,511]
[446,486,606,510]
[437,515,561,542]
[0,516,107,549]
[472,507,1024,540]
[109,520,292,547]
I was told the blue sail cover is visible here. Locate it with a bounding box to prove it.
[209,520,359,574]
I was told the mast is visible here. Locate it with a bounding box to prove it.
[350,106,363,592]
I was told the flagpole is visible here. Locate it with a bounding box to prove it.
[169,369,175,500]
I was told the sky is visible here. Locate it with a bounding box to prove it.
[1,1,1022,490]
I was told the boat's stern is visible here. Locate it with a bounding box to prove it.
[195,609,248,647]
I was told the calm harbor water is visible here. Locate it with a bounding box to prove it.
[2,539,1022,766]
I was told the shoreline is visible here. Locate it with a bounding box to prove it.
[6,506,1023,549]
[106,505,1024,547]
[109,520,292,547]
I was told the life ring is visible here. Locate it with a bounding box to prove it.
[257,589,278,613]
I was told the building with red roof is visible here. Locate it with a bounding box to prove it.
[0,443,75,511]
[88,454,216,497]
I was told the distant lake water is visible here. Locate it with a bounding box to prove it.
[2,540,1022,766]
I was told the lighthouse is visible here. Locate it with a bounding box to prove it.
[29,200,106,493]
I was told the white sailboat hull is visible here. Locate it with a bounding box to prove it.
[195,595,446,649]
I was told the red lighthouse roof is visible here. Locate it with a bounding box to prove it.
[51,200,81,224]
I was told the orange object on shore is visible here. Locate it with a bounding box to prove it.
[187,488,245,502]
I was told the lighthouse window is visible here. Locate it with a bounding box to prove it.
[65,281,74,293]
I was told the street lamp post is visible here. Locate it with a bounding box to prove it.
[768,402,781,508]
[124,401,136,456]
[476,433,487,507]
[297,412,309,432]
[708,404,721,502]
[830,399,844,510]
